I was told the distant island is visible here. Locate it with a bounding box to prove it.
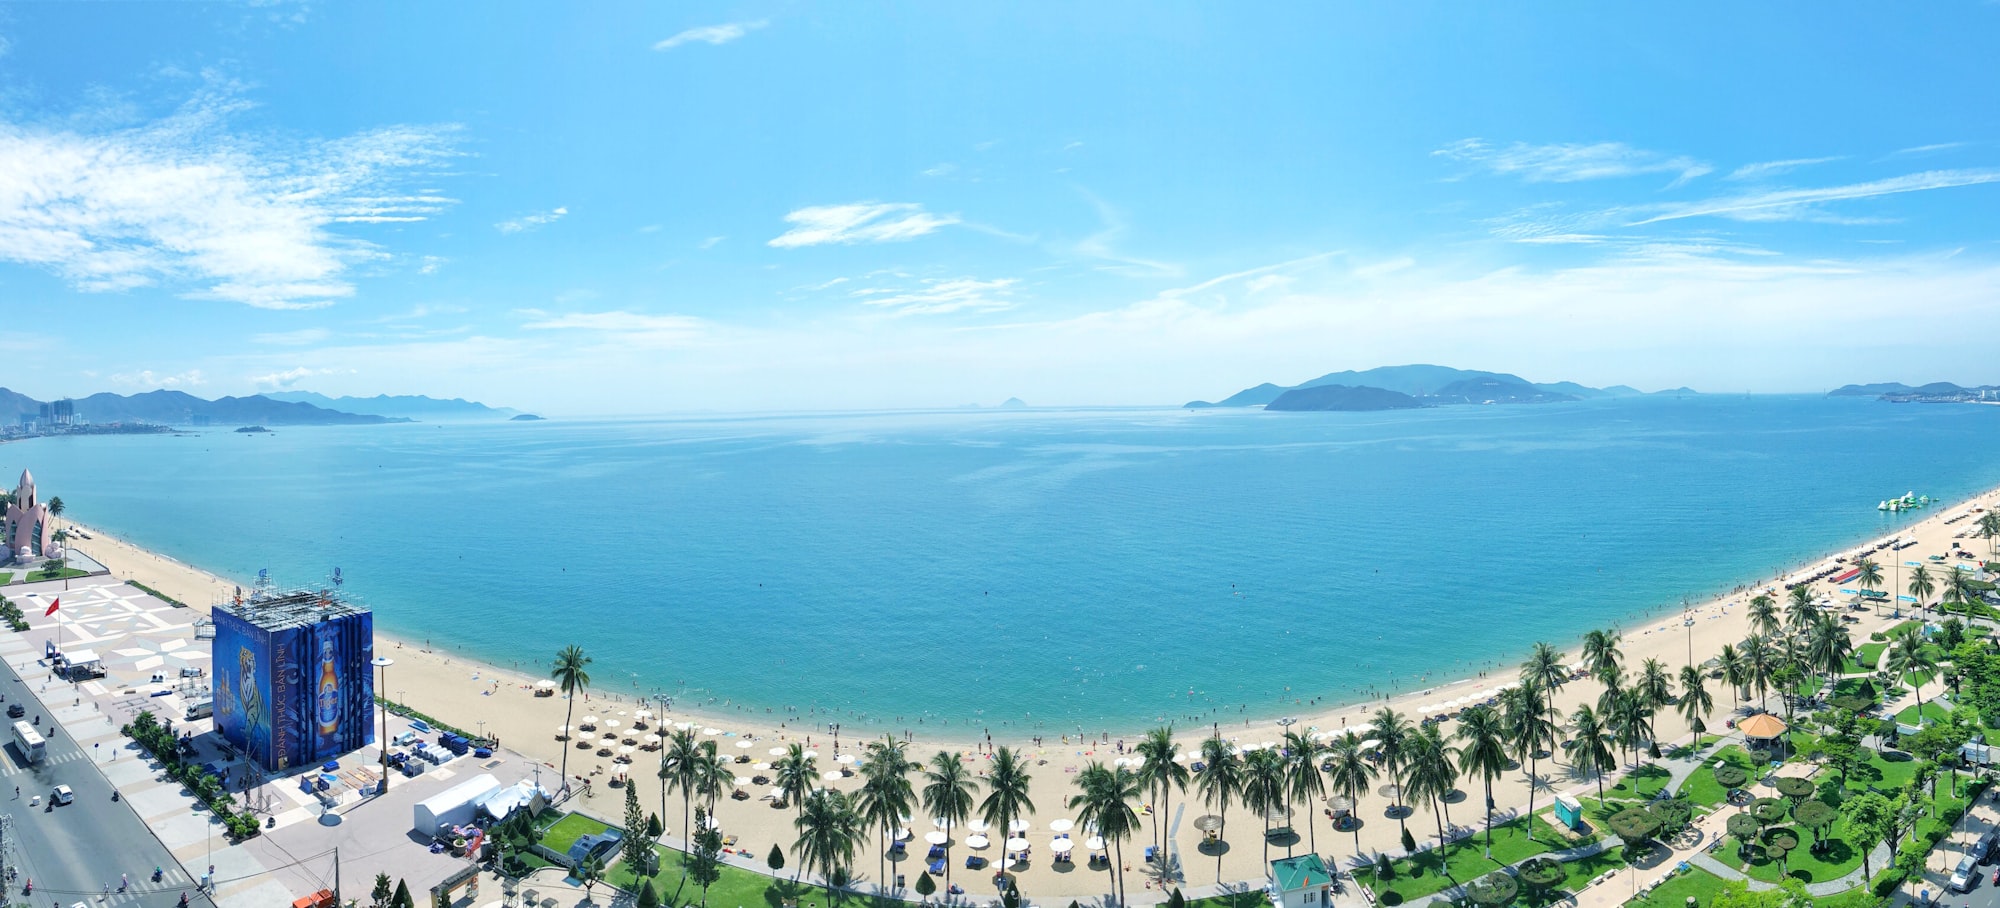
[1828,381,2000,403]
[509,413,545,421]
[1000,397,1027,409]
[263,391,521,420]
[0,387,410,429]
[1265,384,1424,411]
[1186,364,1689,411]
[235,425,271,434]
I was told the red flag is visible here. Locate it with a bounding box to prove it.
[44,597,59,616]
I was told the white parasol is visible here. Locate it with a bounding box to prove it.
[821,770,844,782]
[675,721,694,731]
[753,762,772,771]
[702,727,721,736]
[535,679,556,690]
[644,734,662,745]
[736,739,755,749]
[967,819,991,833]
[924,831,949,845]
[1008,819,1031,833]
[734,775,755,787]
[604,719,622,730]
[581,715,599,727]
[1085,835,1106,851]
[1050,838,1074,854]
[967,833,991,849]
[893,827,912,841]
[1005,837,1030,853]
[1049,819,1075,833]
[635,710,652,720]
[836,753,856,765]
[803,749,819,758]
[769,747,788,757]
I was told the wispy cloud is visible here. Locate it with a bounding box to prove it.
[768,202,958,248]
[1726,156,1843,181]
[496,206,568,234]
[417,255,444,274]
[252,327,332,346]
[1893,142,1967,156]
[251,365,336,388]
[1073,192,1180,278]
[1435,139,1712,186]
[653,20,767,51]
[0,80,459,309]
[110,368,206,388]
[1631,169,2000,225]
[518,309,709,346]
[698,235,724,249]
[851,277,1019,316]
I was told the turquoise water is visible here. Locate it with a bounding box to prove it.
[10,395,2000,736]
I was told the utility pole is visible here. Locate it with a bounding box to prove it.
[333,845,340,906]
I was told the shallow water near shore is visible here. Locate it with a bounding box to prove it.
[13,395,2000,734]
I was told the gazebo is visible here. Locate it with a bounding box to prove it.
[1737,713,1788,750]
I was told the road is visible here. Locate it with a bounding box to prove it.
[0,657,196,907]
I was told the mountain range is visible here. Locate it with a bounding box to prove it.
[1827,382,2000,399]
[0,388,406,426]
[1185,364,1676,410]
[262,391,522,420]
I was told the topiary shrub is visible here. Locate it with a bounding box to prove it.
[1750,798,1788,825]
[1711,764,1749,790]
[1464,872,1518,908]
[1517,857,1564,893]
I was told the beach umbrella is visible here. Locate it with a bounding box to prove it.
[1005,837,1029,853]
[634,710,651,720]
[604,719,622,732]
[753,762,771,770]
[967,834,991,849]
[1358,739,1381,750]
[836,753,856,764]
[535,679,556,691]
[1378,783,1402,800]
[821,770,844,782]
[893,827,912,841]
[1260,740,1276,749]
[644,733,662,745]
[932,816,952,829]
[702,727,720,736]
[1085,836,1106,851]
[555,725,570,735]
[1326,796,1353,816]
[768,747,788,756]
[574,731,595,743]
[1175,752,1195,761]
[765,786,784,800]
[1008,818,1031,833]
[1049,818,1075,833]
[967,819,991,833]
[581,715,598,726]
[736,739,754,749]
[925,831,949,845]
[803,749,819,758]
[734,775,755,787]
[1050,838,1074,854]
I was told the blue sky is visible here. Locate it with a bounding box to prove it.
[2,2,1997,413]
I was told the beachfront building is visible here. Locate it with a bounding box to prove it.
[1270,854,1335,908]
[2,469,56,563]
[212,587,377,772]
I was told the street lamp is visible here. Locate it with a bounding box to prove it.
[372,657,394,793]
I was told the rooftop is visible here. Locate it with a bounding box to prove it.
[215,588,369,632]
[1272,853,1331,891]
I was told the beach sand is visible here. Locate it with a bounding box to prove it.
[61,486,2000,899]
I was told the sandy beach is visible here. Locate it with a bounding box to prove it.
[60,485,2000,899]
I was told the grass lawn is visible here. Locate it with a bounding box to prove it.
[1851,643,1888,672]
[1894,701,1954,727]
[1679,746,1761,808]
[1556,849,1627,892]
[1350,815,1571,905]
[1713,824,1864,885]
[541,812,613,855]
[1835,746,1920,796]
[0,567,90,585]
[1632,866,1731,908]
[1187,892,1271,908]
[608,842,906,908]
[1902,670,1939,689]
[1605,764,1674,801]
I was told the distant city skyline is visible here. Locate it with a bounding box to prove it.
[1,3,1997,414]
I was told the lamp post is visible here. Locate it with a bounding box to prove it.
[1682,597,1695,666]
[372,657,394,793]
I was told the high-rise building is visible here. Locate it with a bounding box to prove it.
[211,588,375,772]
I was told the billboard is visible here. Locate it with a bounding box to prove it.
[214,606,374,771]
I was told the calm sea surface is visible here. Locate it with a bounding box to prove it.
[11,395,2000,735]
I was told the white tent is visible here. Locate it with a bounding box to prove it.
[414,774,501,835]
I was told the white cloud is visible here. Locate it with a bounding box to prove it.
[1631,169,2000,225]
[495,206,567,234]
[698,235,724,249]
[1436,139,1712,185]
[768,202,958,248]
[109,368,206,388]
[652,20,767,51]
[251,366,337,388]
[852,277,1019,316]
[1726,156,1843,181]
[0,83,459,309]
[1893,142,1967,156]
[1073,192,1181,278]
[418,255,445,274]
[252,327,332,346]
[921,163,957,178]
[519,309,709,346]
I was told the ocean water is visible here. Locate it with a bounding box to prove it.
[11,395,2000,735]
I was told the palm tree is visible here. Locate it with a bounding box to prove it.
[1887,628,1939,726]
[1405,723,1460,854]
[1612,688,1656,767]
[775,743,820,827]
[1747,594,1780,637]
[857,735,916,894]
[1943,569,1977,619]
[1856,559,1885,611]
[1568,705,1617,805]
[694,742,731,821]
[1369,708,1414,840]
[1979,511,2000,557]
[1909,565,1936,618]
[1520,642,1569,742]
[1637,658,1673,711]
[1239,748,1287,869]
[1134,727,1189,858]
[1581,629,1623,682]
[1594,664,1627,716]
[1195,734,1243,884]
[1453,706,1508,857]
[1740,634,1776,708]
[980,746,1036,873]
[1501,684,1555,840]
[1677,664,1714,743]
[1808,618,1853,687]
[1281,730,1327,858]
[660,728,703,850]
[551,645,591,789]
[1071,762,1143,907]
[1785,584,1819,634]
[795,789,865,898]
[920,751,975,893]
[1328,732,1376,864]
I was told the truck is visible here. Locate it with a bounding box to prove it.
[12,720,45,764]
[185,699,214,720]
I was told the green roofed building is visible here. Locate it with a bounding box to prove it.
[1270,854,1332,908]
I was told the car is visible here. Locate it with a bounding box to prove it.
[50,784,73,806]
[1951,855,1978,891]
[5,703,22,718]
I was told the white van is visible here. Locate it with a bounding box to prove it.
[1951,855,1978,892]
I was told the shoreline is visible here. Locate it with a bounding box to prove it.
[62,482,2000,750]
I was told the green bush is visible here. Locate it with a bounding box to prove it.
[1873,868,1906,897]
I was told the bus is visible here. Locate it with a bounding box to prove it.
[11,720,45,764]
